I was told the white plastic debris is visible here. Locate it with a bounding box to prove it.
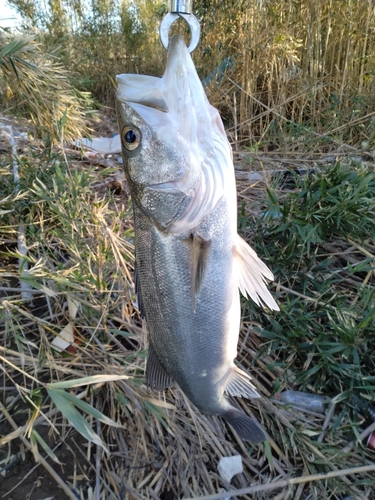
[51,297,80,353]
[217,455,243,483]
[73,135,121,154]
[51,322,75,353]
[67,297,80,319]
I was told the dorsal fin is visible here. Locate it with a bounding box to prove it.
[233,235,279,311]
[146,344,174,391]
[190,235,211,313]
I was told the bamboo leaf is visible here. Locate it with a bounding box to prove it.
[47,374,130,389]
[0,36,36,58]
[55,389,122,428]
[30,429,62,464]
[47,388,108,452]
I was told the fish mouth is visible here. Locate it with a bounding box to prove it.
[116,36,189,112]
[116,75,169,112]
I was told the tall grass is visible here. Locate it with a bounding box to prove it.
[5,0,375,148]
[0,29,96,144]
[197,0,375,147]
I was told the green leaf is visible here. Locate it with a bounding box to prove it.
[47,387,108,451]
[52,388,122,428]
[110,328,137,339]
[263,440,274,468]
[0,35,36,58]
[30,429,62,464]
[143,399,171,434]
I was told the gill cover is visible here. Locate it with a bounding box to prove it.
[116,34,233,234]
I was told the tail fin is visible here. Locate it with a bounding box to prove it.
[224,408,266,443]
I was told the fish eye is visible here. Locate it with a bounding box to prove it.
[121,126,141,151]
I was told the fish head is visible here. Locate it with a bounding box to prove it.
[116,97,188,190]
[116,34,233,233]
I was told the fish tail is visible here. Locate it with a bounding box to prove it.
[223,408,266,443]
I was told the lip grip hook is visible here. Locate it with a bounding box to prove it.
[159,12,201,53]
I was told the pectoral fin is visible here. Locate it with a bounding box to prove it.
[190,235,211,313]
[224,366,260,399]
[146,344,174,391]
[233,235,279,311]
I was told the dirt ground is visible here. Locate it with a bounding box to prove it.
[0,413,90,500]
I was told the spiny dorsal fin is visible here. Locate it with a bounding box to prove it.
[223,408,266,443]
[225,366,260,399]
[190,234,211,313]
[146,343,174,391]
[234,235,279,311]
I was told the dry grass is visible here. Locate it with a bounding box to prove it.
[0,115,374,499]
[198,0,375,151]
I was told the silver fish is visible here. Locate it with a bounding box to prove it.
[116,34,279,443]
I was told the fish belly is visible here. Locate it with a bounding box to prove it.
[134,196,239,415]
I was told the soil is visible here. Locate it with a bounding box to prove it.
[0,414,90,500]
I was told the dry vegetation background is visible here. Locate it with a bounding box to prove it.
[1,0,375,499]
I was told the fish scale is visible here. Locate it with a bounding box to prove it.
[116,34,279,443]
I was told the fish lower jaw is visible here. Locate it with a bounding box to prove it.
[147,177,196,197]
[147,181,182,193]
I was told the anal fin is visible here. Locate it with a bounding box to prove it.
[190,235,211,313]
[234,235,279,311]
[146,343,174,391]
[224,408,266,443]
[225,366,260,399]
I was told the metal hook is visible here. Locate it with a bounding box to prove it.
[159,0,201,53]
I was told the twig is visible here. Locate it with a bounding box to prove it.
[0,287,46,293]
[292,469,307,500]
[233,91,238,150]
[347,238,375,260]
[0,355,41,385]
[184,464,375,500]
[317,402,336,443]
